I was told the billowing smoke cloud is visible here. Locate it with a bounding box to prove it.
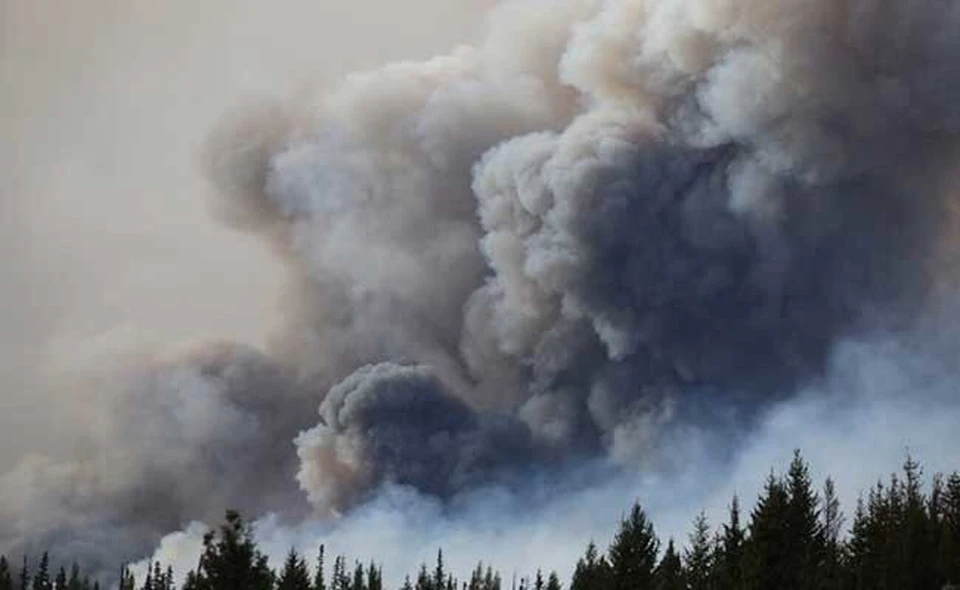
[5,0,960,579]
[295,363,536,512]
[0,345,317,576]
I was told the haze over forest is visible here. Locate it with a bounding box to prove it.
[2,0,960,585]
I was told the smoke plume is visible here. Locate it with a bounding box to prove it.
[5,0,960,579]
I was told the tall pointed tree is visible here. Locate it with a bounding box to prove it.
[654,539,684,590]
[685,513,713,590]
[715,496,744,590]
[0,557,12,590]
[608,502,659,590]
[277,549,311,590]
[313,546,326,590]
[17,556,28,590]
[570,542,610,590]
[32,553,50,590]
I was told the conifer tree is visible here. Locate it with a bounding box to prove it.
[18,556,28,590]
[366,562,381,590]
[416,563,432,590]
[607,502,658,590]
[654,539,684,590]
[941,472,960,584]
[348,562,362,590]
[314,546,326,590]
[0,557,12,590]
[821,478,845,590]
[277,549,312,590]
[433,550,445,590]
[190,510,274,590]
[117,565,134,590]
[32,553,50,590]
[685,513,713,590]
[744,472,790,590]
[53,568,65,590]
[785,450,823,590]
[545,572,561,590]
[570,542,610,590]
[66,565,81,590]
[715,496,744,590]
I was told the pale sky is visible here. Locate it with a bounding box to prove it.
[0,0,493,469]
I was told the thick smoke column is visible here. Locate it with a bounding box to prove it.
[4,0,960,575]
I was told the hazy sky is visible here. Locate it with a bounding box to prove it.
[0,0,493,469]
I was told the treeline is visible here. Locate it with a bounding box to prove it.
[3,451,960,590]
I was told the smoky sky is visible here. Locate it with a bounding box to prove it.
[4,0,960,578]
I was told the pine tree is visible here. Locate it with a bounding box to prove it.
[821,478,845,590]
[744,472,790,590]
[570,542,610,590]
[366,563,381,590]
[117,565,135,590]
[533,570,543,590]
[142,563,153,590]
[433,550,445,590]
[685,513,713,590]
[416,563,432,590]
[607,502,658,590]
[352,562,365,590]
[545,572,561,590]
[18,556,28,590]
[654,539,684,590]
[785,450,823,590]
[898,455,935,589]
[190,510,274,590]
[401,577,413,590]
[0,557,12,590]
[314,546,326,590]
[941,472,960,584]
[32,553,50,590]
[277,549,312,590]
[66,565,81,590]
[53,568,65,590]
[715,496,744,590]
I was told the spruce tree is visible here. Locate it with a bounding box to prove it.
[416,563,432,590]
[0,557,12,590]
[785,450,823,590]
[366,563,381,590]
[66,565,81,590]
[654,539,684,590]
[744,472,790,590]
[685,513,713,590]
[433,551,445,590]
[821,478,845,590]
[53,568,65,590]
[314,546,326,590]
[278,549,312,590]
[570,542,610,590]
[607,502,658,590]
[18,556,28,590]
[942,472,960,584]
[545,572,561,590]
[715,496,744,590]
[32,553,50,590]
[191,510,274,590]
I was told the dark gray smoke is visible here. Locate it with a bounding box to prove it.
[5,0,960,576]
[296,363,536,513]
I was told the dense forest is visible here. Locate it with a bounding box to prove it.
[2,452,959,590]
